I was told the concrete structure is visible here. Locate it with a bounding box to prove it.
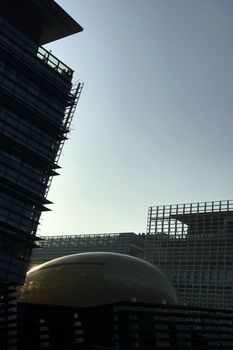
[17,300,233,349]
[145,199,233,309]
[0,0,83,285]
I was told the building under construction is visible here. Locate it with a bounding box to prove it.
[145,200,233,309]
[0,1,83,347]
[0,0,83,286]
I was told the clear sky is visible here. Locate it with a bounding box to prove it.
[40,0,233,236]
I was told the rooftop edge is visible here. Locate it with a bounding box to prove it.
[25,0,83,44]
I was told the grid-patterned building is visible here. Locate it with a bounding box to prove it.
[145,200,233,309]
[0,0,83,285]
[30,232,145,267]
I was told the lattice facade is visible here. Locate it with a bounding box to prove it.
[145,200,233,309]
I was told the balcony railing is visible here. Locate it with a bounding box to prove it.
[37,46,73,78]
[0,16,74,80]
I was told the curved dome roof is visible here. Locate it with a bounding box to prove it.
[19,252,177,307]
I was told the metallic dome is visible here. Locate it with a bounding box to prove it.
[19,252,177,307]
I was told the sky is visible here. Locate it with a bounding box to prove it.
[40,0,233,236]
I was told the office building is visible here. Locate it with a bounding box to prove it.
[145,200,233,309]
[0,0,83,285]
[30,232,145,267]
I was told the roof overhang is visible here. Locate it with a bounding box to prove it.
[24,0,83,44]
[171,210,233,224]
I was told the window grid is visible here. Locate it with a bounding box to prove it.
[145,200,233,309]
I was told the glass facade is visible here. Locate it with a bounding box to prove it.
[0,2,83,284]
[145,200,233,309]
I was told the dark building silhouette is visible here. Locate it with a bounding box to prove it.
[145,200,233,309]
[17,301,233,349]
[0,0,83,285]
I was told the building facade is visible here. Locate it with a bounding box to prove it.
[30,232,145,267]
[145,200,233,309]
[30,200,233,310]
[17,301,233,349]
[0,0,83,285]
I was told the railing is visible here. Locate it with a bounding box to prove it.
[0,16,74,80]
[37,46,73,78]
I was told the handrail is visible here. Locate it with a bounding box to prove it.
[37,46,73,78]
[0,16,74,80]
